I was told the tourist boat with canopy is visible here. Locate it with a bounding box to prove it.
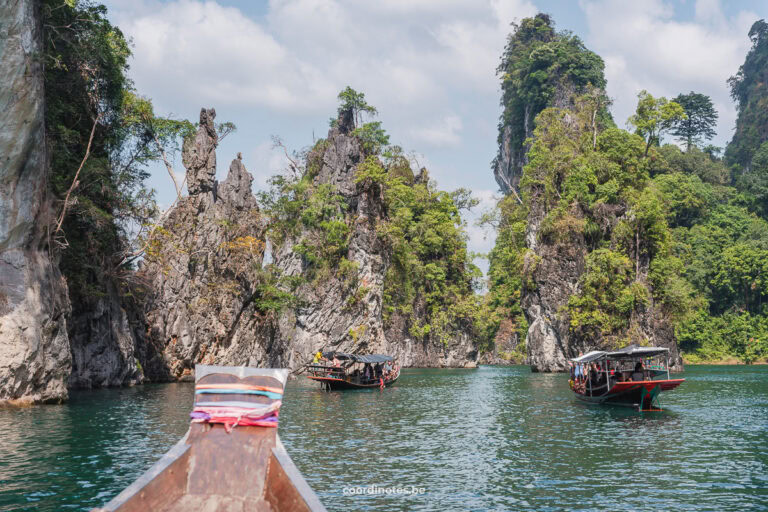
[93,365,326,512]
[304,351,400,390]
[569,344,684,411]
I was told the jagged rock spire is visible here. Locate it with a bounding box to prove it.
[183,108,218,195]
[218,153,257,211]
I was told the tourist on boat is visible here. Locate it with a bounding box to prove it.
[383,360,392,377]
[312,351,323,365]
[374,363,383,379]
[363,363,372,382]
[631,362,644,381]
[332,355,341,367]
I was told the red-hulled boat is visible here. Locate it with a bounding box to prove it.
[569,345,684,411]
[305,352,399,391]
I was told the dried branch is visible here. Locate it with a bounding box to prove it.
[54,114,99,235]
[152,132,182,200]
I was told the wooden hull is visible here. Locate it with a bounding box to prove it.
[573,379,685,411]
[94,367,326,512]
[306,374,399,390]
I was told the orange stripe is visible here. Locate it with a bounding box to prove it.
[196,383,283,394]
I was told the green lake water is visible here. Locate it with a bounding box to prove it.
[0,365,766,511]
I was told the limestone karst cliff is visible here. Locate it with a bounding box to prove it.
[488,15,681,372]
[493,13,609,195]
[272,109,478,368]
[0,0,71,403]
[142,107,478,375]
[140,108,284,380]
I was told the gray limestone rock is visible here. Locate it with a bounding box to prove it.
[0,0,71,403]
[141,123,277,379]
[183,108,218,195]
[521,186,681,372]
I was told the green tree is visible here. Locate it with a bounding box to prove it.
[671,92,718,152]
[337,86,377,128]
[736,141,768,217]
[627,90,686,156]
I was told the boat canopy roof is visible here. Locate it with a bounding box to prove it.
[570,345,669,363]
[322,352,394,363]
[605,344,669,359]
[570,351,606,363]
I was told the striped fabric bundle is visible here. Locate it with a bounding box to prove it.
[190,383,283,432]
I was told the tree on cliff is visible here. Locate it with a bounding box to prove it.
[337,86,377,129]
[726,19,768,169]
[627,90,685,157]
[671,92,718,152]
[262,89,481,347]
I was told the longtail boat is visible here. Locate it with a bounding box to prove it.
[93,365,326,512]
[305,352,400,391]
[569,345,684,411]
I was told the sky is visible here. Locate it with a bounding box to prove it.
[100,0,766,275]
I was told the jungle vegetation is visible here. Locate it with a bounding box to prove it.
[486,15,768,364]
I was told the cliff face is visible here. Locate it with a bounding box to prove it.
[66,282,145,389]
[522,198,679,372]
[494,82,575,194]
[274,112,477,367]
[0,0,71,403]
[141,109,284,380]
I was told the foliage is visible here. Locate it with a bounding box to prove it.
[658,144,730,185]
[480,196,528,349]
[352,122,390,154]
[336,86,377,128]
[42,0,192,305]
[263,90,481,344]
[627,90,686,156]
[371,158,482,345]
[485,15,768,362]
[567,249,643,337]
[678,310,768,363]
[671,92,718,151]
[735,141,768,218]
[494,13,610,176]
[259,166,349,278]
[726,19,768,169]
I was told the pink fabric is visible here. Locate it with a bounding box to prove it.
[190,402,282,432]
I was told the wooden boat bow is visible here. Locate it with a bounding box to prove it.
[93,365,326,512]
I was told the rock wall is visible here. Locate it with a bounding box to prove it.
[141,109,284,380]
[494,82,575,194]
[67,281,144,388]
[0,0,71,403]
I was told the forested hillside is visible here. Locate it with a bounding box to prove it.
[485,15,768,366]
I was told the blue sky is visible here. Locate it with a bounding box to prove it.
[101,0,766,275]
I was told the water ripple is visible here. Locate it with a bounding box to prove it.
[0,365,766,511]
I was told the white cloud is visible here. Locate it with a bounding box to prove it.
[106,0,537,118]
[112,0,337,113]
[99,0,763,273]
[581,0,757,147]
[410,115,463,147]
